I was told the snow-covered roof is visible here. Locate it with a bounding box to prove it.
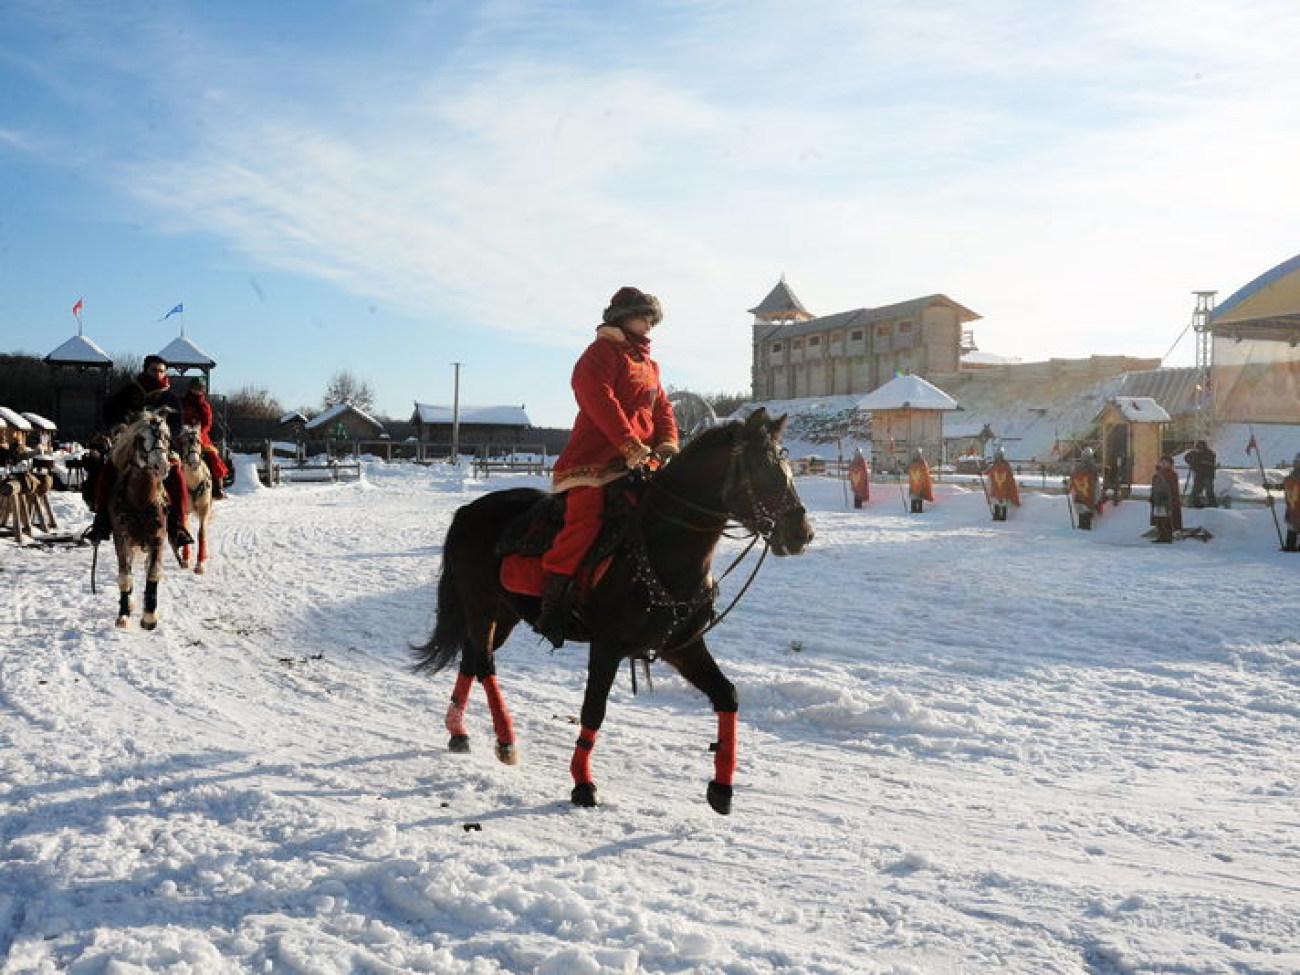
[0,406,34,431]
[854,374,959,411]
[305,402,384,431]
[22,412,57,431]
[44,333,112,365]
[158,335,216,367]
[279,410,309,425]
[1102,396,1171,423]
[411,403,531,426]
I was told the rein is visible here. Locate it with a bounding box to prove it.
[625,426,798,669]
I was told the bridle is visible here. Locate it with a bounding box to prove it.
[132,416,171,479]
[179,426,205,470]
[646,424,804,542]
[625,424,806,674]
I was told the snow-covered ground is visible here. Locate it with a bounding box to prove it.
[2,457,1298,974]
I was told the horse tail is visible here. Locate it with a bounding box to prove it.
[411,509,473,675]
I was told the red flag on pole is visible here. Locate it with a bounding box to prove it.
[1246,434,1258,455]
[71,298,84,322]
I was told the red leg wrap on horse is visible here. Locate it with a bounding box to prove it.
[714,711,737,787]
[445,673,474,737]
[480,675,515,745]
[570,726,598,784]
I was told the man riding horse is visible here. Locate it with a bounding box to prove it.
[85,354,193,548]
[535,286,680,647]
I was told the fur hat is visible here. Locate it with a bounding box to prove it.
[602,286,662,326]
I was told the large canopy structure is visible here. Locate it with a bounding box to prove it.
[1207,253,1300,425]
[1208,252,1300,343]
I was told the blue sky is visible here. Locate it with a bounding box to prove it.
[2,0,1299,428]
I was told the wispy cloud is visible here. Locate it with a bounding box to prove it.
[6,0,1300,407]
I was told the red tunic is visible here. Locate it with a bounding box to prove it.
[986,459,1020,505]
[1068,468,1102,513]
[1284,472,1300,530]
[551,326,678,493]
[907,459,934,502]
[848,454,870,503]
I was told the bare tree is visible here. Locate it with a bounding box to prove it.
[321,370,375,413]
[225,384,284,419]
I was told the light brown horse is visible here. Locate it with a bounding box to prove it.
[176,424,213,574]
[107,412,172,630]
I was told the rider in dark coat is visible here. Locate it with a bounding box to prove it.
[85,355,192,545]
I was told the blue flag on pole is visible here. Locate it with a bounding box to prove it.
[161,303,184,321]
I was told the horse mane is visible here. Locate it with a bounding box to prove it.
[110,413,165,471]
[670,408,786,468]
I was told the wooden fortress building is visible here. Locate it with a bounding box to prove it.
[748,278,979,401]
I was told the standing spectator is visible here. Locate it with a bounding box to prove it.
[986,449,1020,521]
[1184,440,1218,508]
[1149,454,1183,543]
[907,449,933,513]
[1283,455,1300,552]
[848,449,870,508]
[1067,448,1103,530]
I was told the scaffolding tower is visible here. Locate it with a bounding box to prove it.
[1191,290,1217,442]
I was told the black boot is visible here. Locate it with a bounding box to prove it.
[84,506,112,544]
[169,517,194,549]
[535,573,573,649]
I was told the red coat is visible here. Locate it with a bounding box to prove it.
[182,391,215,445]
[552,326,678,492]
[986,459,1020,505]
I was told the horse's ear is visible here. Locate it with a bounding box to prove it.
[744,407,769,433]
[768,412,789,442]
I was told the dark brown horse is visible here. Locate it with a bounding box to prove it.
[107,412,172,630]
[413,408,813,814]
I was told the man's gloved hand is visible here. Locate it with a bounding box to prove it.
[652,441,680,466]
[620,439,652,469]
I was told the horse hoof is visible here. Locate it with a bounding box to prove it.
[180,559,190,570]
[447,734,470,754]
[495,742,519,765]
[141,615,159,632]
[706,781,733,816]
[571,782,599,808]
[115,617,130,629]
[194,564,205,575]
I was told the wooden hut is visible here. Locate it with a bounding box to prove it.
[44,333,113,440]
[1096,396,1170,498]
[304,402,385,443]
[856,374,959,471]
[410,403,533,458]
